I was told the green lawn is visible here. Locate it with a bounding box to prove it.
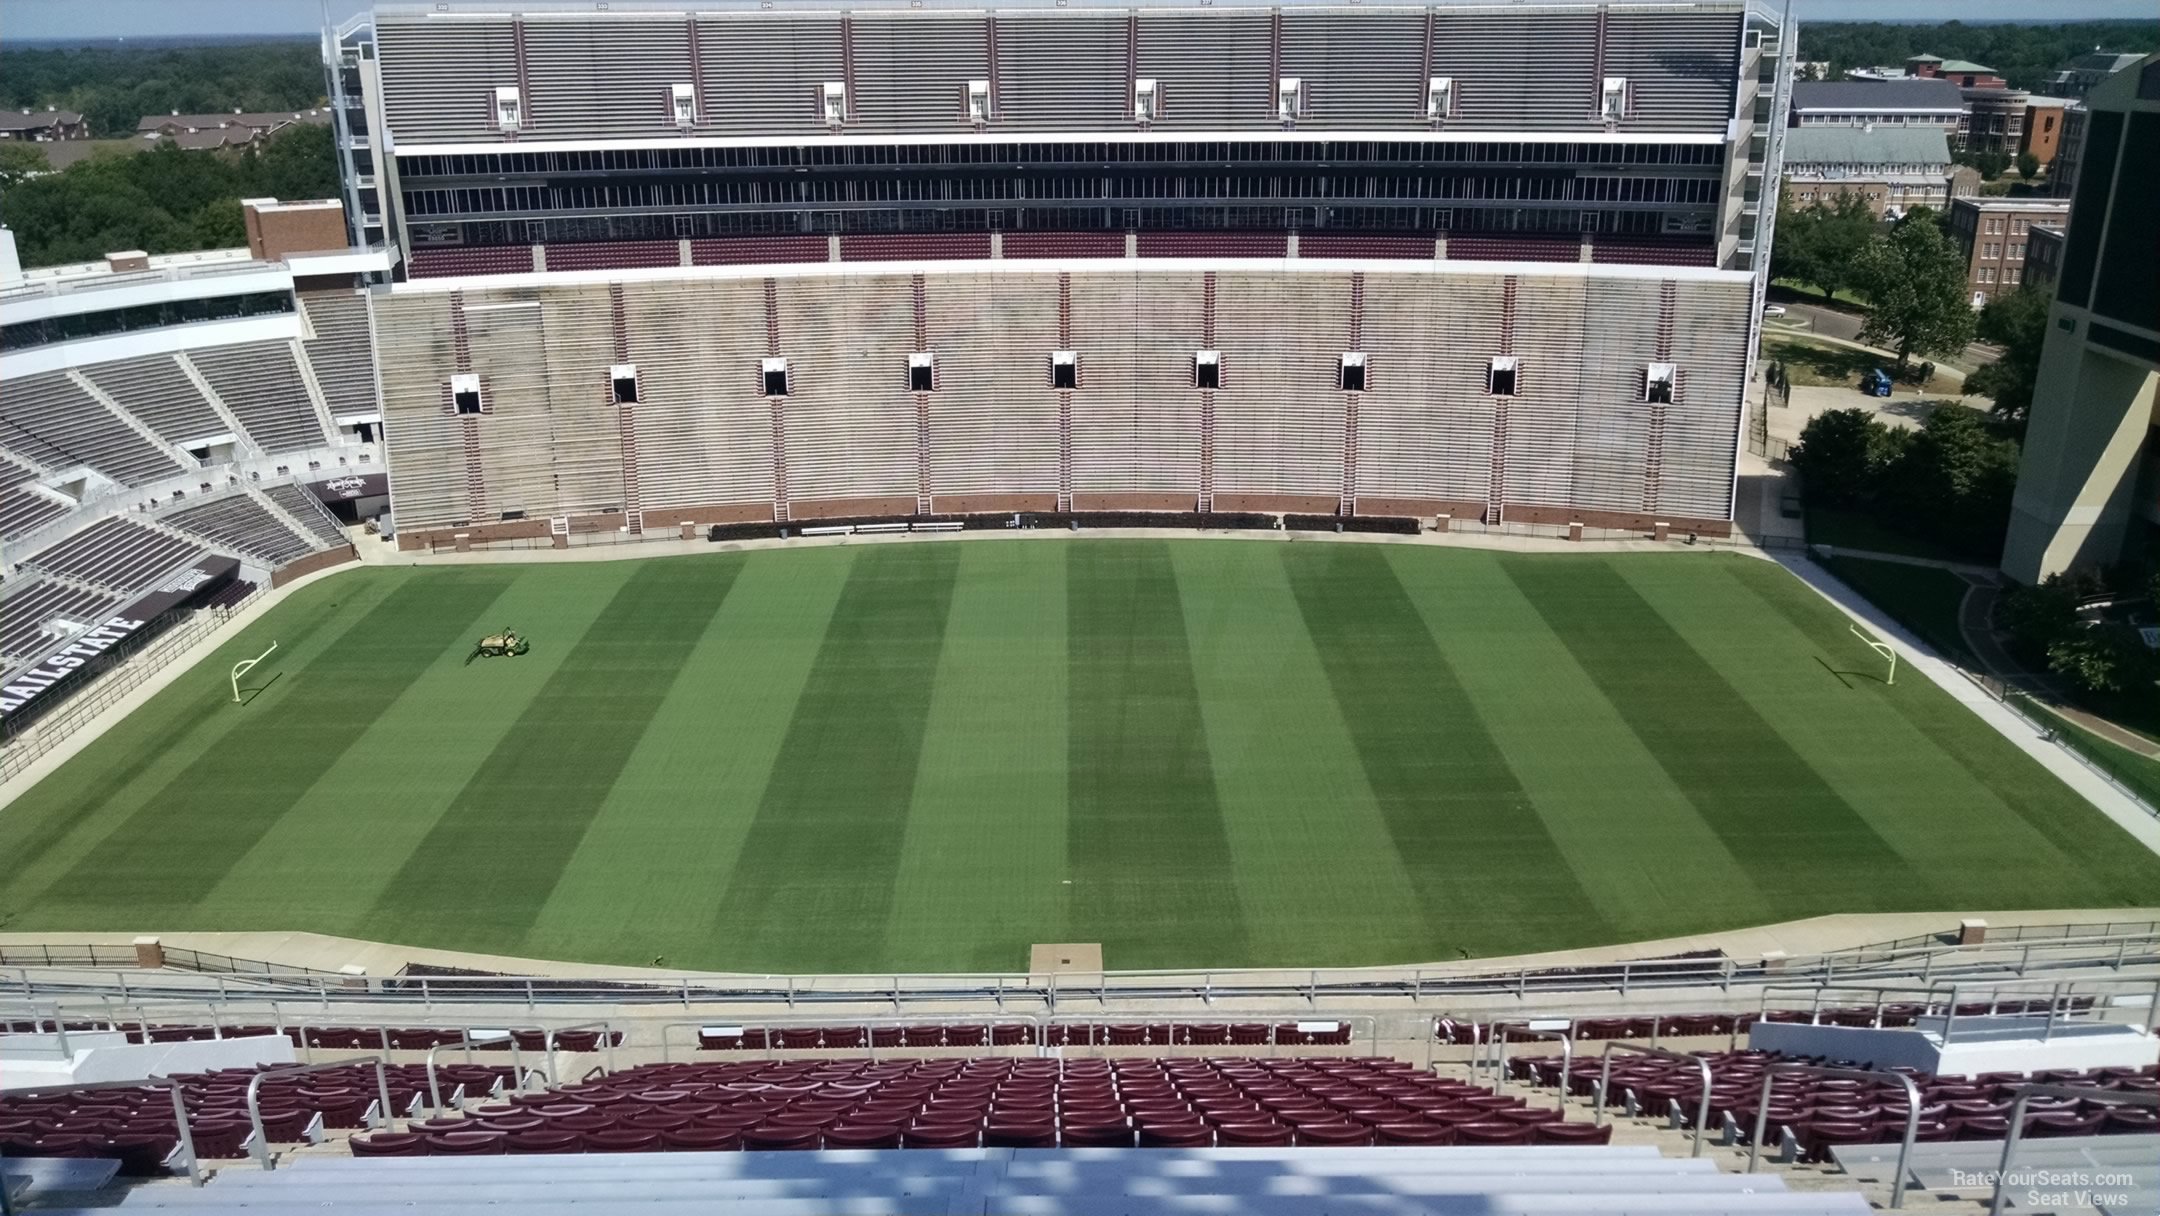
[1822,555,1975,661]
[2,539,2153,974]
[2026,701,2160,810]
[1808,505,1972,563]
[1765,338,1963,395]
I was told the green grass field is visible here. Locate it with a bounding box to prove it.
[3,539,2154,974]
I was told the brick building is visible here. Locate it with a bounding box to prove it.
[1948,196,2070,307]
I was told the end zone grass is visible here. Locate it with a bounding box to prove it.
[1,539,2152,973]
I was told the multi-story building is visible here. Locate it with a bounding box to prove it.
[307,0,1794,550]
[1781,125,1956,218]
[2021,96,2068,168]
[1947,196,2069,307]
[0,108,88,143]
[2022,223,2065,295]
[1788,79,1963,135]
[2053,105,2090,199]
[1906,56,2006,89]
[2047,51,2143,102]
[1958,88,2031,159]
[2001,55,2160,582]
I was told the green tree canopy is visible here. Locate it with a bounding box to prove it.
[0,125,339,267]
[0,41,324,138]
[1795,21,2159,92]
[1966,286,2052,427]
[1853,212,1978,372]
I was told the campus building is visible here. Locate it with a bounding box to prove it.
[2001,56,2160,582]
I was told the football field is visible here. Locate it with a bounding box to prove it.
[2,538,2153,974]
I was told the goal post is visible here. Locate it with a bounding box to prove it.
[1848,625,1896,686]
[231,642,278,704]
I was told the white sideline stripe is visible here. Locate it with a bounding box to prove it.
[1772,552,2160,859]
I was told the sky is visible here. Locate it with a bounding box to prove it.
[2,0,2154,39]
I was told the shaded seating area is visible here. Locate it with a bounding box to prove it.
[13,1144,1877,1214]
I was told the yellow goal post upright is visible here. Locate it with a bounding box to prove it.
[1848,625,1896,686]
[231,642,277,704]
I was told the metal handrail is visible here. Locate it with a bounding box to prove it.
[1753,973,2160,1047]
[1746,1062,1922,1209]
[1593,1042,1713,1158]
[246,1057,392,1170]
[543,1020,618,1082]
[425,1031,524,1114]
[1987,1083,2158,1216]
[1497,1027,1571,1112]
[654,1013,1045,1064]
[0,1076,201,1186]
[6,927,2159,1013]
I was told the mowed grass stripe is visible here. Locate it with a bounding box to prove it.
[885,543,1070,971]
[0,576,394,914]
[369,559,743,948]
[1173,542,1430,967]
[1502,555,1933,914]
[1385,549,1775,943]
[1285,544,1612,957]
[1706,558,2160,903]
[711,544,961,973]
[1068,541,1248,969]
[37,572,517,920]
[527,550,856,970]
[207,565,633,932]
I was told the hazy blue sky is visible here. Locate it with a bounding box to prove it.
[3,0,2155,39]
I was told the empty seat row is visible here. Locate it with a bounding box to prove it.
[22,517,204,593]
[0,577,121,663]
[161,492,323,566]
[699,1021,1353,1051]
[1510,1046,2158,1159]
[347,1055,1614,1157]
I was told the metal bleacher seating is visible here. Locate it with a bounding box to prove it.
[184,342,331,454]
[0,458,71,542]
[160,492,320,567]
[79,355,230,449]
[259,483,349,547]
[298,291,381,425]
[0,578,121,671]
[0,372,186,486]
[22,518,204,595]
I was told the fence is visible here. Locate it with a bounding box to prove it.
[5,926,2156,1016]
[0,941,341,977]
[0,590,262,783]
[1961,674,2160,822]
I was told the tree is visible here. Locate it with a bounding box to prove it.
[1881,406,2020,560]
[1959,150,2012,181]
[1791,408,1892,508]
[2016,151,2041,181]
[1852,213,1976,373]
[0,125,339,268]
[1773,192,1878,304]
[2047,627,2154,696]
[1965,287,2051,426]
[0,141,48,190]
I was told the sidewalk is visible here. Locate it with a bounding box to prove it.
[1776,552,2160,856]
[1955,578,2160,760]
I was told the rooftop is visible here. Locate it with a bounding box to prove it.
[1782,125,1952,166]
[136,109,332,134]
[1930,59,1997,75]
[1951,196,2072,213]
[0,108,83,131]
[1792,78,1966,111]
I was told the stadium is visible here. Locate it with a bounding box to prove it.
[1,2,2156,1212]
